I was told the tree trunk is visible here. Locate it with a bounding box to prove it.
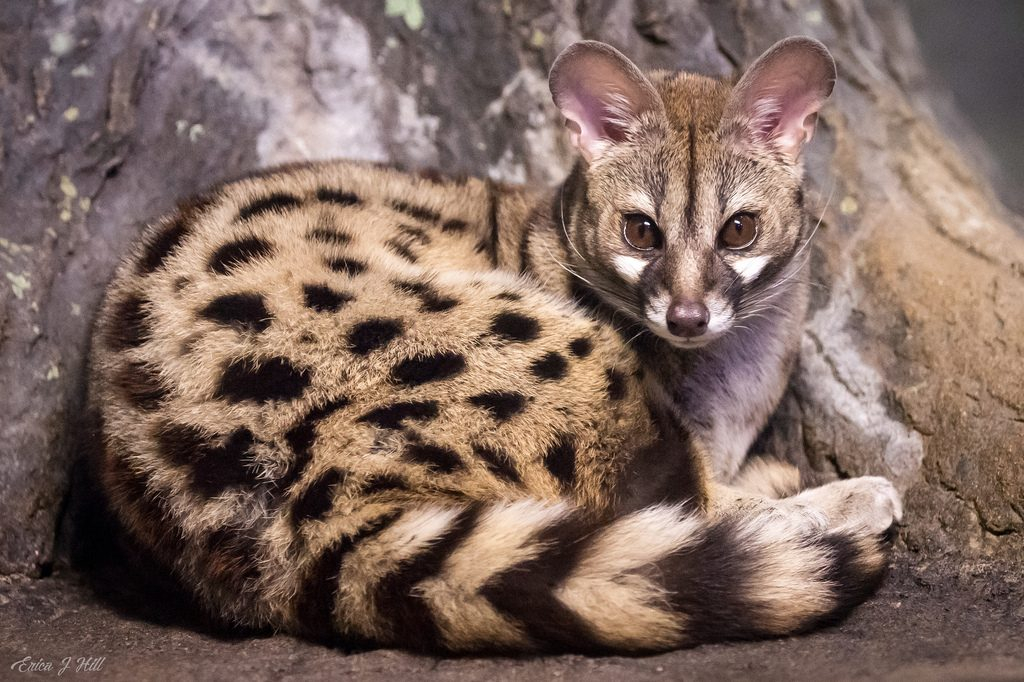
[0,0,1020,577]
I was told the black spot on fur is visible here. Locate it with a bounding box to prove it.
[156,424,259,498]
[282,411,316,455]
[296,511,402,641]
[200,293,271,332]
[480,513,603,653]
[419,294,458,313]
[115,361,168,411]
[137,194,212,275]
[391,352,466,387]
[357,401,439,429]
[105,294,151,351]
[216,356,310,403]
[530,352,568,381]
[390,200,440,223]
[473,239,489,255]
[543,435,576,488]
[468,391,526,421]
[362,473,408,495]
[394,281,431,298]
[284,396,352,466]
[385,238,418,263]
[404,443,463,473]
[393,280,458,313]
[315,188,361,207]
[397,224,431,245]
[569,337,593,358]
[372,506,481,651]
[237,193,301,221]
[138,219,190,275]
[441,218,468,233]
[291,468,347,528]
[303,284,353,313]
[347,318,403,355]
[605,368,627,400]
[473,444,522,485]
[518,226,532,273]
[325,257,366,276]
[306,228,352,246]
[209,237,274,274]
[490,312,540,343]
[494,291,521,301]
[485,181,500,265]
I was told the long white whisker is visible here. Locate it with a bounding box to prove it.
[541,240,594,287]
[624,327,649,346]
[789,179,836,265]
[559,184,587,263]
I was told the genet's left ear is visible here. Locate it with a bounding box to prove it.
[720,37,837,164]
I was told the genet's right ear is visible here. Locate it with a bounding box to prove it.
[719,37,837,165]
[549,41,664,163]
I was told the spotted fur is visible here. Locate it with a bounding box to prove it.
[89,39,900,653]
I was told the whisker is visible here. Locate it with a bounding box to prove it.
[559,184,587,263]
[789,179,836,265]
[541,241,594,287]
[624,326,650,346]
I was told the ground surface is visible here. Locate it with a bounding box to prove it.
[1,560,1021,682]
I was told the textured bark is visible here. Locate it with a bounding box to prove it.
[0,0,1020,577]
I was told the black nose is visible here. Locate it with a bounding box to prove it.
[666,300,709,338]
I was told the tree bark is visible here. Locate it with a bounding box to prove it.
[0,0,1020,576]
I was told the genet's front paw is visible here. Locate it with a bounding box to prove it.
[789,476,902,536]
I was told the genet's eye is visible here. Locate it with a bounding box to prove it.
[719,213,758,250]
[622,213,663,251]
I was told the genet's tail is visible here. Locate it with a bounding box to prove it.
[290,499,889,653]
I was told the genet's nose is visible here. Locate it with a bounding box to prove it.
[666,299,709,338]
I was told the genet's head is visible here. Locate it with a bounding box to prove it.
[549,38,836,348]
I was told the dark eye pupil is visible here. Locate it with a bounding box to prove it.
[720,213,757,249]
[623,214,661,250]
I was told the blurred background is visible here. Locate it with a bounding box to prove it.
[906,0,1024,212]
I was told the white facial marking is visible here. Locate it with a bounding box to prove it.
[705,294,734,336]
[614,255,648,283]
[732,255,771,283]
[644,291,670,330]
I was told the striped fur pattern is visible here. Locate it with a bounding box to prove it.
[89,39,901,653]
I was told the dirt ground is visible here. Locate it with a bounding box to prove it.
[1,559,1021,682]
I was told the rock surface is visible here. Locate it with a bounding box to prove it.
[0,0,1020,602]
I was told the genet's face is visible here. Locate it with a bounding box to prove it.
[570,121,806,349]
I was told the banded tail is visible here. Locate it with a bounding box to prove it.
[290,499,890,653]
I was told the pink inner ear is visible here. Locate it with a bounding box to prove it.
[557,86,634,161]
[550,42,662,161]
[567,90,621,140]
[725,38,836,162]
[748,79,821,148]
